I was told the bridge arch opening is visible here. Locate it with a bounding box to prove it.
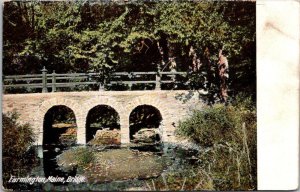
[129,105,162,143]
[43,105,77,146]
[86,105,120,144]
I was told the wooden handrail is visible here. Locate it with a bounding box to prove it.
[3,68,189,93]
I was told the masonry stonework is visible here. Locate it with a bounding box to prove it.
[2,91,203,145]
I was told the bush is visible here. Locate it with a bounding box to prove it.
[3,111,36,157]
[177,96,256,149]
[2,111,39,191]
[176,96,257,190]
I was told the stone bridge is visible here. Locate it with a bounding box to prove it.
[2,91,202,145]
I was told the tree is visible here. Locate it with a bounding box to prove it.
[3,1,256,102]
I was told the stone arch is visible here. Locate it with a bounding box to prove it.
[129,104,163,142]
[43,105,77,146]
[85,104,121,143]
[83,96,124,121]
[124,96,170,142]
[83,97,125,143]
[125,96,169,120]
[35,98,84,145]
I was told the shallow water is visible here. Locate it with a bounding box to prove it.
[4,143,200,191]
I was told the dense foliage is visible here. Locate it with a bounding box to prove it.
[177,96,256,190]
[178,96,256,146]
[2,112,39,190]
[2,112,36,157]
[4,1,256,101]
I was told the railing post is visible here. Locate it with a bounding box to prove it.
[128,72,133,91]
[41,66,48,93]
[52,70,56,92]
[128,82,132,90]
[99,71,105,91]
[155,64,161,90]
[99,83,104,91]
[88,73,91,91]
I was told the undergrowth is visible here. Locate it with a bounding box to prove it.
[176,96,257,190]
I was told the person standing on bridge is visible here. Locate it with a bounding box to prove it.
[217,49,229,103]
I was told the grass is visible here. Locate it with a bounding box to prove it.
[57,147,95,171]
[176,96,257,190]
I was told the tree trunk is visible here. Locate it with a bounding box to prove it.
[189,45,201,72]
[157,41,165,67]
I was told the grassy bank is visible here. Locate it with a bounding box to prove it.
[176,97,257,190]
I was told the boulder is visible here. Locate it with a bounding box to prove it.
[132,128,161,144]
[59,127,77,146]
[59,134,76,146]
[88,129,121,145]
[64,127,77,135]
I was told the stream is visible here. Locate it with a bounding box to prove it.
[4,143,201,191]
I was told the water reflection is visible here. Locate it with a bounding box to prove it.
[34,145,77,185]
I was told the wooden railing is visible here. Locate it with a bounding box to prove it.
[3,67,190,93]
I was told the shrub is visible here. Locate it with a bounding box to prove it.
[177,97,256,149]
[2,111,38,191]
[2,111,36,157]
[176,96,257,190]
